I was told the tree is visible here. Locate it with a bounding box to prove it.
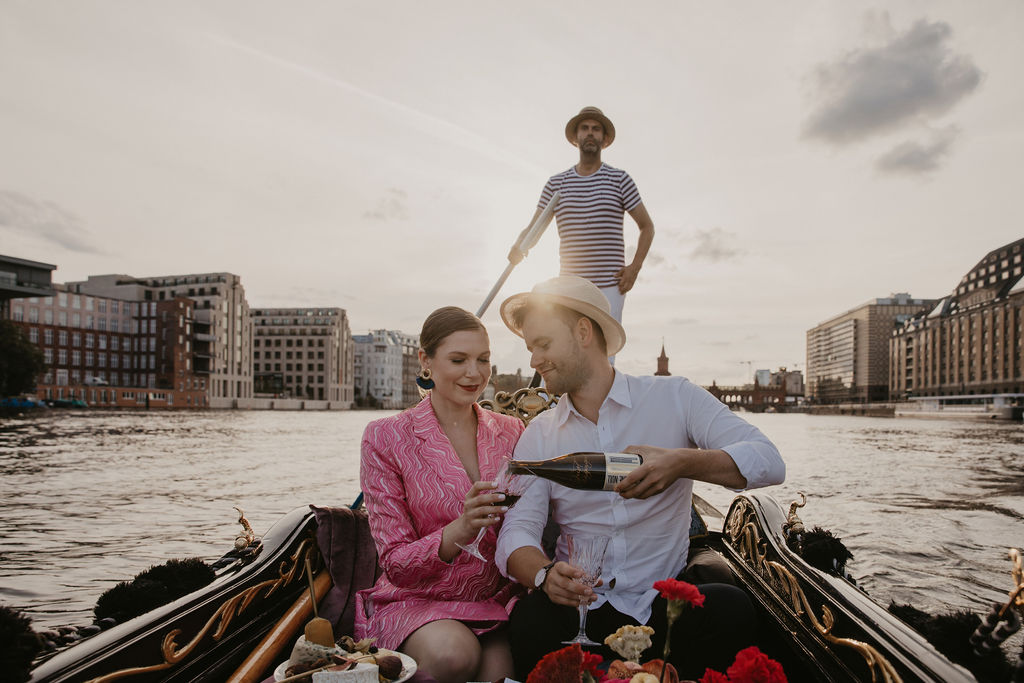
[0,320,45,396]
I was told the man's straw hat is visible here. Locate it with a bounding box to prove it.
[500,275,626,355]
[565,106,615,148]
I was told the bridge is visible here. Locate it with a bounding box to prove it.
[705,381,787,412]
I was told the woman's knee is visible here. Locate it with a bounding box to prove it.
[402,621,481,683]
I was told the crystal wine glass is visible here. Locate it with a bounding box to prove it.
[456,459,532,561]
[561,533,610,647]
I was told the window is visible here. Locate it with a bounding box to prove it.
[29,328,39,343]
[72,333,81,347]
[72,351,81,366]
[45,309,53,324]
[11,306,23,321]
[111,337,119,351]
[44,349,53,364]
[72,313,81,327]
[58,330,68,345]
[28,307,39,323]
[98,300,107,313]
[85,334,94,348]
[44,329,53,344]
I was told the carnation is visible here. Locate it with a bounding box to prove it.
[697,646,787,683]
[653,579,706,607]
[726,646,787,682]
[526,643,584,683]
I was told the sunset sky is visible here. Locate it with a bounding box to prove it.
[2,1,1022,385]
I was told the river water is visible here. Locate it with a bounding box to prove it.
[1,410,1022,641]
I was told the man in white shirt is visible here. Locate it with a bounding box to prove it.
[494,275,786,678]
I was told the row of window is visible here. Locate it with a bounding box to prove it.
[254,337,327,347]
[259,363,326,372]
[255,350,325,360]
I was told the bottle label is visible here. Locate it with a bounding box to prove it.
[603,452,642,491]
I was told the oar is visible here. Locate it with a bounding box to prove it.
[475,191,560,318]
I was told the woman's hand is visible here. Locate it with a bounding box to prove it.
[451,480,508,546]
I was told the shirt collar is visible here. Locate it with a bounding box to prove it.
[553,370,632,426]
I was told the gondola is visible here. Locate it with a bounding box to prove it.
[23,388,1022,682]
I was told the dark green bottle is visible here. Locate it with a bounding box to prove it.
[508,452,643,491]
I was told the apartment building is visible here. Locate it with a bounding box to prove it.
[8,285,206,407]
[69,273,252,402]
[353,330,418,409]
[806,293,934,403]
[251,308,354,405]
[891,238,1024,399]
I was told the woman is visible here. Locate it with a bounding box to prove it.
[356,306,525,683]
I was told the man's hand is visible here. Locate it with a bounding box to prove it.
[613,445,683,499]
[543,561,602,607]
[616,262,641,294]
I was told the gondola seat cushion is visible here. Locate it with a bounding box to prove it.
[310,505,382,638]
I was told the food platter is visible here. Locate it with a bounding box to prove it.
[273,649,417,682]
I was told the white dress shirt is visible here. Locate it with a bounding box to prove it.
[495,371,785,624]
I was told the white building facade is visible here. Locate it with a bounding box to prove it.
[353,329,417,409]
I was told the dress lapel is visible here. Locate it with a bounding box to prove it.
[409,395,472,486]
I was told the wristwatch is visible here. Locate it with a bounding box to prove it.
[534,560,555,590]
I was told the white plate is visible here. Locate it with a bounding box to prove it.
[274,650,417,682]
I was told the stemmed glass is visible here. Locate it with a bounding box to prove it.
[456,459,531,561]
[561,534,610,647]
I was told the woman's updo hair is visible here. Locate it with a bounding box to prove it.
[420,306,487,357]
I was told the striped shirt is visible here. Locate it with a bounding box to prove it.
[538,163,643,288]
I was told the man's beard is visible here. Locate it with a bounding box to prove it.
[544,342,588,395]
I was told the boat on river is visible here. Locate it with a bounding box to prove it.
[23,388,1023,682]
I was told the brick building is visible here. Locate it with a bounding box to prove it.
[891,238,1024,400]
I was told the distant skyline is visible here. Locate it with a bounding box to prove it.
[2,2,1022,385]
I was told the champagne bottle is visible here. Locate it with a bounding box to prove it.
[508,452,643,491]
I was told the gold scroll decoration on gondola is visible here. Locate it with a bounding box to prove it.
[480,386,558,426]
[85,537,318,683]
[725,498,903,683]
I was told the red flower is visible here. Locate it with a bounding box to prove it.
[653,579,706,608]
[699,670,730,683]
[581,651,604,680]
[725,646,787,683]
[526,643,584,683]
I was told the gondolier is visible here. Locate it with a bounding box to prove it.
[511,106,655,331]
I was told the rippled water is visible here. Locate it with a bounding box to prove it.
[2,410,1022,642]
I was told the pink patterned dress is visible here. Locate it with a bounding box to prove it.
[355,395,525,649]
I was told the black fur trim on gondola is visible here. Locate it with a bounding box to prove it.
[0,605,43,683]
[888,601,1013,682]
[94,557,215,624]
[787,524,856,580]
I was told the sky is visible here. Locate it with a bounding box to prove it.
[2,1,1022,385]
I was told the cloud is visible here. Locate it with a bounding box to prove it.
[803,16,982,145]
[0,190,102,253]
[363,188,409,221]
[690,228,743,263]
[876,126,959,175]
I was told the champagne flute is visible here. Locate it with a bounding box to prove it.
[561,534,610,646]
[456,459,531,561]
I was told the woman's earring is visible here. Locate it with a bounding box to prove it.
[416,368,435,391]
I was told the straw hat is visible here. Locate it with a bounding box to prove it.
[500,275,626,355]
[565,106,615,148]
